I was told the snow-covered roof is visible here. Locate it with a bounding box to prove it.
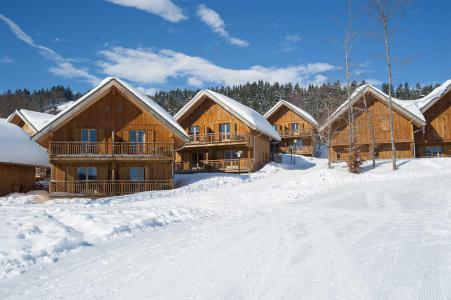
[33,77,188,142]
[7,109,55,133]
[264,100,318,127]
[175,89,281,141]
[0,119,49,167]
[413,79,451,112]
[319,84,427,132]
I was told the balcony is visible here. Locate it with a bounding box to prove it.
[183,132,250,147]
[279,145,314,155]
[278,129,314,138]
[174,158,251,173]
[49,142,173,160]
[49,180,173,197]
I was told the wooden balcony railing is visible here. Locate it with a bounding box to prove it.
[279,145,314,155]
[49,180,173,197]
[278,129,313,138]
[49,142,173,158]
[174,158,250,173]
[185,132,250,146]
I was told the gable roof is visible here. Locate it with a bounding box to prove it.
[6,109,55,134]
[174,89,280,141]
[413,79,451,112]
[0,119,49,167]
[319,84,427,132]
[33,77,189,142]
[264,100,318,127]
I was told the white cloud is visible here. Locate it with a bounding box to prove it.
[196,4,249,47]
[365,79,382,86]
[0,14,100,85]
[280,34,303,52]
[97,47,334,87]
[105,0,187,22]
[0,56,14,64]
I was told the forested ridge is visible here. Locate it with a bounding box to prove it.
[0,81,440,123]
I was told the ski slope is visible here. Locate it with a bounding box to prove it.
[1,157,451,299]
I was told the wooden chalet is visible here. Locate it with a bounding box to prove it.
[174,90,280,173]
[320,85,426,161]
[0,119,49,196]
[7,109,55,136]
[7,109,55,179]
[264,100,318,156]
[413,80,451,157]
[32,77,189,198]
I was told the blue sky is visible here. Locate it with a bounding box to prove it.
[0,0,450,94]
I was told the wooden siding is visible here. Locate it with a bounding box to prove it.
[35,85,181,196]
[266,104,316,156]
[414,90,451,157]
[8,114,35,136]
[46,87,176,147]
[329,92,415,160]
[176,95,271,172]
[0,163,36,196]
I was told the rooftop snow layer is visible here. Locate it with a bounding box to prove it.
[264,100,318,127]
[413,79,451,111]
[176,89,280,141]
[0,119,49,167]
[17,109,55,131]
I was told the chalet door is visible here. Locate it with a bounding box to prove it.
[130,129,146,154]
[76,167,98,196]
[129,167,145,194]
[291,123,300,135]
[81,129,97,154]
[190,125,200,143]
[219,123,231,141]
[192,152,204,168]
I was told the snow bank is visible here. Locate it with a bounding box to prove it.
[0,203,205,278]
[0,120,49,167]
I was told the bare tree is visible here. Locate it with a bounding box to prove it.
[317,87,342,168]
[368,0,410,170]
[362,92,377,168]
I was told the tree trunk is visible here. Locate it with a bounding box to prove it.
[363,92,376,168]
[383,15,397,170]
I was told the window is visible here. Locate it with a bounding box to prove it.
[130,129,146,143]
[76,167,97,181]
[425,146,442,157]
[273,124,278,131]
[81,129,97,153]
[219,123,231,140]
[293,139,303,149]
[130,129,146,154]
[129,167,145,181]
[191,126,200,142]
[81,129,97,142]
[291,123,300,133]
[224,150,238,160]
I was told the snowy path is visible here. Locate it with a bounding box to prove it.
[1,158,451,299]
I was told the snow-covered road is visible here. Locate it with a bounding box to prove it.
[1,157,451,299]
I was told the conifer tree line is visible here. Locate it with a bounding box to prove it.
[0,80,440,123]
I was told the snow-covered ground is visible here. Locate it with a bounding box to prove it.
[1,156,451,299]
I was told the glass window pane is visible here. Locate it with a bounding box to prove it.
[76,167,86,181]
[220,123,230,133]
[89,130,97,142]
[137,130,145,142]
[87,167,97,180]
[81,129,88,142]
[130,130,136,143]
[291,123,299,132]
